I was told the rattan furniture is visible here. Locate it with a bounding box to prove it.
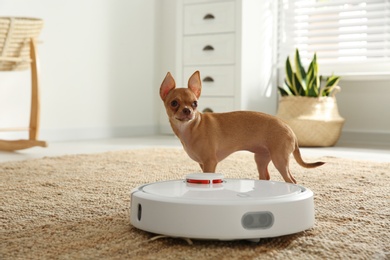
[0,17,47,150]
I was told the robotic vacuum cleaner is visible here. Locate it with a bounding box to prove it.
[130,173,314,241]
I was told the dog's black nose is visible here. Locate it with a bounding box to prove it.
[183,108,191,115]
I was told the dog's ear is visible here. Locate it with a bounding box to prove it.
[188,71,202,99]
[160,72,176,101]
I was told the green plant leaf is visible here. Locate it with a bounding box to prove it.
[322,75,341,96]
[326,75,340,87]
[307,72,318,97]
[313,54,320,92]
[282,49,340,98]
[278,86,289,96]
[307,86,318,97]
[308,76,318,97]
[286,57,300,95]
[294,49,307,90]
[285,57,294,93]
[284,79,296,96]
[293,73,305,96]
[306,60,314,95]
[307,61,313,80]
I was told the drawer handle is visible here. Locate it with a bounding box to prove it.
[203,45,214,51]
[202,107,214,113]
[203,14,215,20]
[203,76,214,83]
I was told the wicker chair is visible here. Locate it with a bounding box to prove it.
[0,17,47,150]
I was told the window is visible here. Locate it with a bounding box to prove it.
[278,0,390,77]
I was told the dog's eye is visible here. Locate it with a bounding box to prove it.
[192,101,198,108]
[171,100,179,107]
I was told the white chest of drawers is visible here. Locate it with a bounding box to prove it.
[159,0,278,133]
[182,0,237,114]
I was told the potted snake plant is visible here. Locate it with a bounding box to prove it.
[276,49,345,147]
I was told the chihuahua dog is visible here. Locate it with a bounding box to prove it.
[160,71,324,183]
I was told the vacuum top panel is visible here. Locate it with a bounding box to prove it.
[138,173,304,201]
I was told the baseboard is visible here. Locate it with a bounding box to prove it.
[0,125,158,142]
[338,130,390,146]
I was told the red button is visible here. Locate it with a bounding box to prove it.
[186,179,223,184]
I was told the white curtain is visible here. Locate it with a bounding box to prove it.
[278,0,390,76]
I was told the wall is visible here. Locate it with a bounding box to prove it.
[1,0,389,145]
[155,0,181,134]
[0,0,159,141]
[336,79,390,145]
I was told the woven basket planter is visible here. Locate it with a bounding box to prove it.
[0,17,44,71]
[276,96,345,147]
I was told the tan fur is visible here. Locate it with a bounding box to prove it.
[160,71,324,183]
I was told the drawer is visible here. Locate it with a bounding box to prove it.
[183,66,235,96]
[197,97,235,113]
[184,1,235,35]
[183,34,235,66]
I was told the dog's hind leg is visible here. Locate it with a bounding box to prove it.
[271,155,297,183]
[254,153,271,180]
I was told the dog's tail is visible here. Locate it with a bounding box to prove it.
[293,142,325,168]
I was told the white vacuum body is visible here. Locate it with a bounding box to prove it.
[130,173,314,241]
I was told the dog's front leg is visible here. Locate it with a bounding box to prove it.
[200,159,218,173]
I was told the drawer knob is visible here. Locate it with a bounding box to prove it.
[203,76,214,83]
[202,107,214,113]
[203,14,215,20]
[203,45,214,51]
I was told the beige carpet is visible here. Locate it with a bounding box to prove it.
[1,148,389,259]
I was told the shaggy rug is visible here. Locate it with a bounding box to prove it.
[1,148,389,259]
